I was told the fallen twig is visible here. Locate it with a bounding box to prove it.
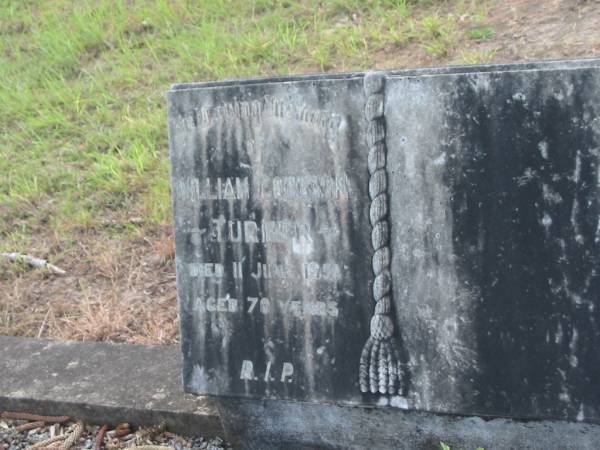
[0,253,66,275]
[1,412,70,423]
[15,421,45,432]
[37,308,51,339]
[94,424,108,450]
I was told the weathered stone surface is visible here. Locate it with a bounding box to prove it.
[386,66,600,423]
[168,77,372,404]
[168,59,600,423]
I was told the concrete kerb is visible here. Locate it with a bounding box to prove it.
[0,336,222,437]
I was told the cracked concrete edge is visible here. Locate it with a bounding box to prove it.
[1,336,599,449]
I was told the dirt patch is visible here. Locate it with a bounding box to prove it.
[477,0,600,61]
[369,0,600,70]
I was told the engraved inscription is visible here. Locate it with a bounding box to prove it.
[174,95,342,132]
[240,360,295,383]
[171,91,355,401]
[174,174,350,203]
[192,295,339,318]
[185,261,342,282]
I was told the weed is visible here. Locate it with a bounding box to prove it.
[466,26,494,41]
[420,13,458,59]
[422,15,445,38]
[424,39,449,57]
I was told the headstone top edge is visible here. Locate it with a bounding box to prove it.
[168,72,365,96]
[384,61,600,82]
[167,57,600,94]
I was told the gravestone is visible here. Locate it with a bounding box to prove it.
[167,60,600,424]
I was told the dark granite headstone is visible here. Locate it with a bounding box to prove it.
[168,59,600,424]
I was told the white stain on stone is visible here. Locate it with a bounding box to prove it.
[554,91,565,101]
[571,198,581,238]
[538,140,549,159]
[390,396,409,409]
[516,167,536,186]
[541,213,553,229]
[152,391,167,400]
[542,184,562,204]
[66,361,79,369]
[191,364,209,388]
[569,328,579,368]
[574,152,582,184]
[577,404,585,422]
[555,322,563,344]
[433,152,447,166]
[292,235,314,255]
[569,355,578,368]
[376,396,390,407]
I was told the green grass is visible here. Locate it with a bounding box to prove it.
[0,0,491,251]
[466,26,493,41]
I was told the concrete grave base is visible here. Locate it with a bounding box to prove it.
[1,336,598,449]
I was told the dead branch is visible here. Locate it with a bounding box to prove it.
[94,425,108,450]
[15,421,45,432]
[15,422,46,433]
[1,412,70,423]
[0,253,66,275]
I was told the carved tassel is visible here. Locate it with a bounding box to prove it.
[359,72,401,395]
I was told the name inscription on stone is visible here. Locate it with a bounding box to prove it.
[169,81,371,402]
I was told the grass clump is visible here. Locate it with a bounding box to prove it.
[466,26,493,41]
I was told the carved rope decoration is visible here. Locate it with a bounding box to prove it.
[359,72,401,395]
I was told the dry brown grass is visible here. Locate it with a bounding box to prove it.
[0,225,178,345]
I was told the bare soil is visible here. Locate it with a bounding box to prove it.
[371,0,600,70]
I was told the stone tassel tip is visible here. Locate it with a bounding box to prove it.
[358,72,401,395]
